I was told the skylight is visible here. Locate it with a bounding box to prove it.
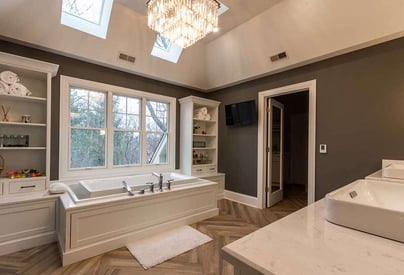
[218,1,229,16]
[61,0,114,39]
[151,34,183,64]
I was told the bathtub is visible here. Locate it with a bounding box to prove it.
[67,172,199,203]
[325,179,404,243]
[58,173,218,266]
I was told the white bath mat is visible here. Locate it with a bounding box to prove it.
[127,225,212,270]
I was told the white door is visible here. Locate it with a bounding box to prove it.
[266,98,284,207]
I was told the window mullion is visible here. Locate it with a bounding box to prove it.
[141,97,147,167]
[107,91,113,169]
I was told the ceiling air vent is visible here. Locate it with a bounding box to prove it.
[270,51,287,62]
[119,53,136,63]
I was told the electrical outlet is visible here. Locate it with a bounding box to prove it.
[319,144,327,154]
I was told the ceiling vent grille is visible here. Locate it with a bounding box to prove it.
[119,53,136,63]
[270,51,287,62]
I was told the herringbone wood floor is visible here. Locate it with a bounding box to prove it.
[0,190,306,275]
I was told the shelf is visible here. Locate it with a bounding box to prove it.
[0,121,46,127]
[192,147,216,150]
[0,93,47,103]
[193,119,216,123]
[0,147,46,150]
[192,163,214,167]
[193,134,216,137]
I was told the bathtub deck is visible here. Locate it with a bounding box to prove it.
[0,195,307,274]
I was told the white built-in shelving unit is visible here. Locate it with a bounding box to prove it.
[0,52,59,193]
[179,96,225,199]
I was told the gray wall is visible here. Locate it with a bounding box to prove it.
[208,37,404,199]
[2,37,404,199]
[0,39,204,180]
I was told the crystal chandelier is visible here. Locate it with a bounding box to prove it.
[147,0,220,48]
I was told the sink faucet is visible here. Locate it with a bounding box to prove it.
[152,172,163,191]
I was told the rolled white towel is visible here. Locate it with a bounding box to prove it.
[0,81,9,94]
[194,113,204,120]
[9,83,31,96]
[199,107,208,115]
[0,71,19,85]
[204,114,211,121]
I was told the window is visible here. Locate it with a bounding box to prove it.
[60,0,114,39]
[112,95,141,166]
[145,100,169,164]
[70,87,106,168]
[60,76,176,180]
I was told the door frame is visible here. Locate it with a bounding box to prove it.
[257,80,316,209]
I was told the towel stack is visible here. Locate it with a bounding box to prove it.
[194,107,211,120]
[0,71,31,96]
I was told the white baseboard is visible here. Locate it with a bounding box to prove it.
[216,192,225,200]
[0,232,56,256]
[224,190,259,208]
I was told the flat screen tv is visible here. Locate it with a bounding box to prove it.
[225,100,256,126]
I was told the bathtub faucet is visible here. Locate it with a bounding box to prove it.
[152,172,163,191]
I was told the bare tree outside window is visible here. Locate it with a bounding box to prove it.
[70,88,106,168]
[146,100,169,164]
[113,95,141,166]
[68,88,170,169]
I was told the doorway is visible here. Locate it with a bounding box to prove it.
[257,80,316,209]
[265,98,285,207]
[268,92,309,207]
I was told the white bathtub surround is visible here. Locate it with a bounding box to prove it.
[127,225,212,269]
[0,193,58,256]
[325,179,404,243]
[222,199,404,275]
[58,176,218,266]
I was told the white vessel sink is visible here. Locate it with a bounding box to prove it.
[325,179,404,243]
[382,160,404,180]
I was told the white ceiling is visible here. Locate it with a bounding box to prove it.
[0,0,403,91]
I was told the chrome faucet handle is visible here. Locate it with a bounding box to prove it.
[167,179,174,190]
[122,180,134,196]
[146,182,154,193]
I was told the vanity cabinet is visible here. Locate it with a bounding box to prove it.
[0,52,58,192]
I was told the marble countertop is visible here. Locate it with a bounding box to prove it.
[222,199,404,275]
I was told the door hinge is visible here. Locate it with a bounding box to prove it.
[266,107,271,113]
[265,186,269,193]
[266,147,270,153]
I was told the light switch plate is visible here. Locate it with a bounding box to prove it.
[320,144,327,154]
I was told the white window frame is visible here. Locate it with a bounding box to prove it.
[60,75,176,181]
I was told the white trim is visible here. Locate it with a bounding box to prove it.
[224,190,259,208]
[59,75,176,181]
[257,80,316,209]
[0,51,59,76]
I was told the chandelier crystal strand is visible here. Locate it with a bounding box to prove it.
[147,0,219,48]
